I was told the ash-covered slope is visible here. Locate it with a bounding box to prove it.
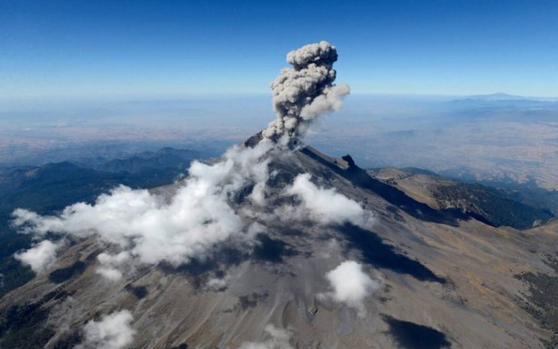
[1,144,557,349]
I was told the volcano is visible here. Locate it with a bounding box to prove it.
[1,42,557,349]
[1,143,557,348]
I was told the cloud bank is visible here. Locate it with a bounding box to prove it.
[13,140,274,277]
[13,169,372,280]
[76,310,135,349]
[323,261,379,316]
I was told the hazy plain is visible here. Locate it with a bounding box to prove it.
[1,93,557,190]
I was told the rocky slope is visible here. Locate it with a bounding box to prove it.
[369,167,553,229]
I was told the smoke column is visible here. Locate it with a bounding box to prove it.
[262,41,350,142]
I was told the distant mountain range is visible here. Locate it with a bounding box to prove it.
[464,93,529,101]
[449,93,558,109]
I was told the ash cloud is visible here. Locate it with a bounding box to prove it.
[263,41,350,142]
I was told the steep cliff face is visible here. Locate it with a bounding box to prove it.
[1,145,556,349]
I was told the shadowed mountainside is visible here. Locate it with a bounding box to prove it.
[370,167,554,229]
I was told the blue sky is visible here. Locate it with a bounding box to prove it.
[1,0,557,100]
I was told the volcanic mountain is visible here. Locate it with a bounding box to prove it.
[1,42,557,349]
[1,140,557,348]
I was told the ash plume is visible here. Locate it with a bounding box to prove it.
[262,41,350,142]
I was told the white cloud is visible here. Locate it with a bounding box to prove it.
[12,152,373,285]
[323,261,379,317]
[14,239,63,273]
[283,173,371,226]
[95,252,131,281]
[96,267,123,282]
[239,324,293,349]
[12,141,274,279]
[77,310,135,349]
[206,276,228,291]
[12,139,372,289]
